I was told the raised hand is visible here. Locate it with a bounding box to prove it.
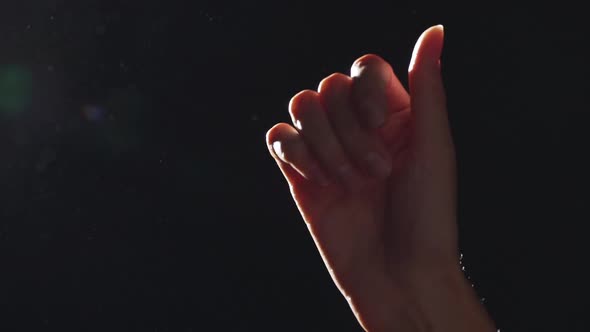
[266,25,495,331]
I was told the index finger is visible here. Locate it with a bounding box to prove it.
[350,54,411,129]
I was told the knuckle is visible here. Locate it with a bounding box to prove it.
[352,54,384,72]
[266,123,289,144]
[318,73,349,93]
[289,91,321,130]
[351,54,391,88]
[289,89,317,117]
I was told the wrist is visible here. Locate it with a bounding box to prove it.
[352,264,496,332]
[401,265,496,332]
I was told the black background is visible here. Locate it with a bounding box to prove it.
[1,1,588,331]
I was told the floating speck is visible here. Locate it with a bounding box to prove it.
[82,104,106,122]
[0,65,33,116]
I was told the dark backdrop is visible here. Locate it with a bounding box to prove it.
[1,1,588,331]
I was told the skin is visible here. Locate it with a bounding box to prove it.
[265,25,496,331]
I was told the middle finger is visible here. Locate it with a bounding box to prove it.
[318,73,392,179]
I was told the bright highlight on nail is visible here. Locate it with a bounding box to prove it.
[272,141,284,159]
[350,63,366,78]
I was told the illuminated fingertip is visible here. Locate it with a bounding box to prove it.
[272,141,284,159]
[408,30,427,73]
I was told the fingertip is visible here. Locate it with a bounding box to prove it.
[265,127,273,146]
[432,24,445,48]
[435,24,444,34]
[265,123,282,146]
[349,54,400,129]
[350,54,392,85]
[409,24,445,73]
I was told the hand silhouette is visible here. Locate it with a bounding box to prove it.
[266,25,495,331]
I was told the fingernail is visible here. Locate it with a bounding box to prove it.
[409,24,445,73]
[272,141,284,160]
[365,152,391,178]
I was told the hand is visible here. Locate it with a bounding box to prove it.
[265,25,495,331]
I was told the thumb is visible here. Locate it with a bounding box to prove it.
[408,25,453,156]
